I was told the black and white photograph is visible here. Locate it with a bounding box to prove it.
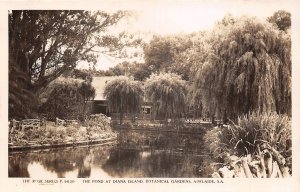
[2,0,300,191]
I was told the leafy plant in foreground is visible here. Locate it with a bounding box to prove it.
[204,111,291,158]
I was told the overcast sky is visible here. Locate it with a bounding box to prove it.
[127,0,293,35]
[76,0,294,70]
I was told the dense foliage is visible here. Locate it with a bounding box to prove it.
[39,77,95,120]
[204,111,291,158]
[63,69,93,82]
[8,10,293,179]
[191,15,291,120]
[205,111,292,177]
[144,73,187,119]
[104,76,144,124]
[9,114,115,145]
[104,61,152,81]
[143,35,194,80]
[267,10,291,31]
[9,10,136,119]
[85,114,115,140]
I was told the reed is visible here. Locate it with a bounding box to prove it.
[205,111,291,158]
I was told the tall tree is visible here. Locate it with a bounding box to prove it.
[105,61,132,76]
[63,68,93,82]
[267,10,291,31]
[9,10,137,118]
[192,15,291,121]
[106,61,152,81]
[131,62,152,81]
[143,34,193,80]
[144,73,187,120]
[103,76,143,124]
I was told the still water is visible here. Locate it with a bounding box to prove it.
[9,131,213,178]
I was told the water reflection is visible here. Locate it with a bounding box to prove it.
[9,154,30,177]
[9,131,213,178]
[9,146,111,178]
[102,149,207,177]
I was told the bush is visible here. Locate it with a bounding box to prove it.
[123,121,134,129]
[204,111,291,158]
[65,126,78,137]
[85,114,116,138]
[39,77,95,120]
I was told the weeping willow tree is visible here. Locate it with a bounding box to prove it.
[103,76,143,124]
[144,73,187,120]
[192,14,291,121]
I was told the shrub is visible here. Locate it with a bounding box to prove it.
[65,126,78,137]
[54,126,67,139]
[39,77,95,120]
[123,121,134,129]
[85,114,116,138]
[204,111,291,158]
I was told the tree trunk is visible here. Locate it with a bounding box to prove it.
[119,112,123,125]
[223,112,228,124]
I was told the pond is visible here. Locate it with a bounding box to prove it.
[8,130,214,178]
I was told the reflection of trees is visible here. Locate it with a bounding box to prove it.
[102,149,142,177]
[9,155,30,177]
[88,147,111,167]
[117,131,204,152]
[102,131,211,177]
[102,149,204,177]
[145,152,201,177]
[39,147,112,178]
[77,153,92,178]
[41,150,78,177]
[9,132,212,178]
[8,146,112,178]
[77,146,112,178]
[31,149,88,177]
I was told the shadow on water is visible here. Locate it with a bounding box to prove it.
[8,130,214,178]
